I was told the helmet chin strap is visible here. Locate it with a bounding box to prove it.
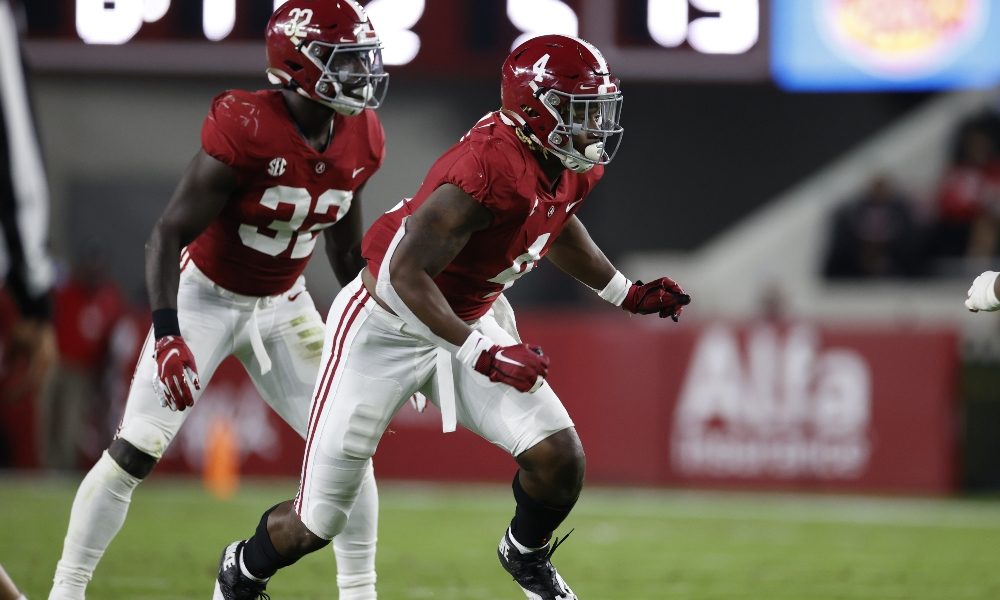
[332,104,363,116]
[337,83,374,116]
[310,82,373,116]
[507,112,600,172]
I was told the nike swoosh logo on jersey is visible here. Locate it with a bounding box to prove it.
[493,350,526,368]
[352,166,366,178]
[565,199,583,212]
[529,197,540,216]
[289,290,303,302]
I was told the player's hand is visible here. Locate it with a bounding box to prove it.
[622,277,691,322]
[152,336,201,411]
[966,270,1000,312]
[474,343,550,393]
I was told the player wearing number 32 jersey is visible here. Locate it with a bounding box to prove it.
[190,88,382,295]
[49,2,387,600]
[216,34,691,600]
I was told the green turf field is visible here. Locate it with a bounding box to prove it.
[3,476,1000,599]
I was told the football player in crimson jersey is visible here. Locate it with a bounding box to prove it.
[48,2,388,600]
[215,34,690,600]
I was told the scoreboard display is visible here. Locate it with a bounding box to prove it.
[25,0,997,89]
[23,0,768,80]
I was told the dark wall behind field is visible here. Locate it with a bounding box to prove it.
[32,72,926,307]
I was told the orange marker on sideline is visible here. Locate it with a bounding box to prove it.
[204,418,240,500]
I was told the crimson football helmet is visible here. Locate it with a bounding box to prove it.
[265,0,388,116]
[501,35,624,173]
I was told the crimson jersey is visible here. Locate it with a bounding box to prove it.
[187,90,385,296]
[363,112,602,321]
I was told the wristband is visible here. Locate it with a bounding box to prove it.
[152,308,181,339]
[455,330,494,368]
[597,271,631,306]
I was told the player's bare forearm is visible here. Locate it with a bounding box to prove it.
[324,190,365,285]
[145,226,183,310]
[389,219,477,346]
[388,184,491,347]
[390,266,473,346]
[546,216,617,289]
[324,224,365,285]
[327,244,366,286]
[146,150,235,310]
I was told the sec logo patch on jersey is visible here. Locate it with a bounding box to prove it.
[268,157,287,177]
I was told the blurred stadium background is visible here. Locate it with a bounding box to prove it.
[5,0,1000,598]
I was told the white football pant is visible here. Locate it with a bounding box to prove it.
[50,261,379,600]
[294,274,574,540]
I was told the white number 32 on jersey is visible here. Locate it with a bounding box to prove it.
[239,185,352,259]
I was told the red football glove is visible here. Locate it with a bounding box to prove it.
[152,336,201,411]
[474,343,550,393]
[622,277,691,322]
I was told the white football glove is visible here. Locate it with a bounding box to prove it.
[965,270,1000,312]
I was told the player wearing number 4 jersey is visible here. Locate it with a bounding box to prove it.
[49,2,388,599]
[215,34,690,600]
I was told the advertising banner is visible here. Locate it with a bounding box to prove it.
[163,314,960,494]
[4,309,958,494]
[772,0,1000,90]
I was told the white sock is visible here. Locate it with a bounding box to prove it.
[49,451,141,600]
[333,461,378,600]
[508,528,546,554]
[238,552,268,583]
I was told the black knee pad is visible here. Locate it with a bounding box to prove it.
[108,438,158,479]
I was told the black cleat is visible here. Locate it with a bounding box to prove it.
[213,540,270,600]
[497,529,578,600]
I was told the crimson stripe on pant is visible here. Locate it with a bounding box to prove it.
[114,329,155,436]
[296,287,370,517]
[304,286,366,442]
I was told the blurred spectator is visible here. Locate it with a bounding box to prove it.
[823,176,923,279]
[103,299,150,436]
[37,248,125,470]
[0,0,56,405]
[954,109,1000,160]
[928,126,1000,259]
[757,281,791,326]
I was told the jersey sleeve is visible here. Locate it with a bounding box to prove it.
[440,141,524,218]
[355,110,386,187]
[200,91,264,170]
